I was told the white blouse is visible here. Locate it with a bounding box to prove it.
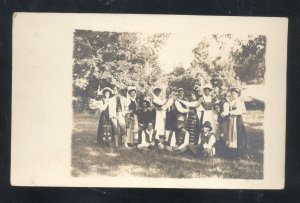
[230,98,246,115]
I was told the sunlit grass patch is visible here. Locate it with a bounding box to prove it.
[71,110,264,179]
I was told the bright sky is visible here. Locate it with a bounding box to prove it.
[157,33,205,73]
[157,32,251,74]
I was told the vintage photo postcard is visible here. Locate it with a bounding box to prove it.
[11,13,287,189]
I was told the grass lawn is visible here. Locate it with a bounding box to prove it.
[71,110,264,179]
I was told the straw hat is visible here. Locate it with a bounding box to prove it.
[101,87,113,95]
[230,87,241,96]
[127,86,137,94]
[203,84,213,91]
[177,88,184,92]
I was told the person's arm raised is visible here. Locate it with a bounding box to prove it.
[161,97,174,110]
[174,100,189,113]
[177,98,201,108]
[152,95,166,106]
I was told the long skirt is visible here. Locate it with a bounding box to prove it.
[165,110,177,131]
[226,115,247,149]
[202,110,217,133]
[185,112,200,145]
[154,109,166,136]
[97,109,113,145]
[125,113,139,144]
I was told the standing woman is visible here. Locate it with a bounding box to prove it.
[227,87,247,157]
[124,86,139,148]
[152,87,167,140]
[200,84,217,132]
[164,88,177,138]
[96,87,114,146]
[185,92,201,145]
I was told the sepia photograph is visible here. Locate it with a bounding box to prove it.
[71,30,266,179]
[11,13,287,188]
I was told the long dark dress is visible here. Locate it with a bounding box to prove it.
[185,107,201,145]
[165,102,177,132]
[97,100,113,146]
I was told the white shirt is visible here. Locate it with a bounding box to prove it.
[141,129,155,145]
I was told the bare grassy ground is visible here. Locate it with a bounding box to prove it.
[71,110,264,179]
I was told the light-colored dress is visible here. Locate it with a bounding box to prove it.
[201,95,217,133]
[152,95,167,137]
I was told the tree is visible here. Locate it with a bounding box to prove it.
[190,34,266,87]
[72,30,170,111]
[231,35,266,85]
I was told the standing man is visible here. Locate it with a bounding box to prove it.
[174,87,189,121]
[214,91,230,156]
[124,86,139,148]
[210,76,223,103]
[108,86,127,148]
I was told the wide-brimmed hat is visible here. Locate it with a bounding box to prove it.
[202,121,213,131]
[101,87,114,95]
[177,88,184,92]
[230,87,241,96]
[203,84,213,91]
[127,86,136,94]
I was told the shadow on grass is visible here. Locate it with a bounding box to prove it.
[71,110,264,179]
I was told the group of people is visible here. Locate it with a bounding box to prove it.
[89,77,247,158]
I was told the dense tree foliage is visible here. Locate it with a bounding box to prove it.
[73,30,170,111]
[232,35,266,84]
[73,30,266,112]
